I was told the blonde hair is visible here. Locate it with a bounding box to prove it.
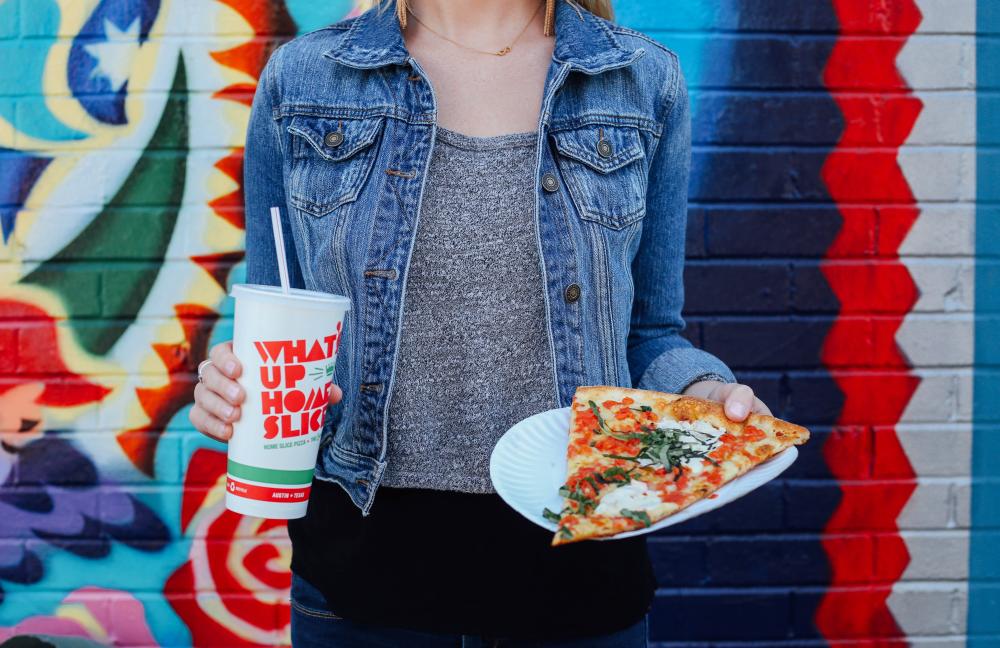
[359,0,614,37]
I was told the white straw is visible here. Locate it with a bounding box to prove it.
[270,206,291,294]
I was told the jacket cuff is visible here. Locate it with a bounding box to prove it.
[635,347,737,395]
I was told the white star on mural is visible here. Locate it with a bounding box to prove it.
[83,17,141,90]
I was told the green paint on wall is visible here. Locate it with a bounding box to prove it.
[22,57,188,356]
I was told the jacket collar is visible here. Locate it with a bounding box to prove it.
[324,0,644,74]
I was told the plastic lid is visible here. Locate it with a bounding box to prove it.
[230,283,351,310]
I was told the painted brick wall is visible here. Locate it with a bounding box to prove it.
[0,0,989,646]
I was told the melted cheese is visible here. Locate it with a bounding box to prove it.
[685,457,708,475]
[660,417,727,440]
[595,481,662,516]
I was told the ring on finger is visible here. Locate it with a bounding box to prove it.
[197,359,213,383]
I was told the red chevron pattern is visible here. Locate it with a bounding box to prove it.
[817,0,923,641]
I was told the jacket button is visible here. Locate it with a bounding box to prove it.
[564,283,581,303]
[597,139,613,158]
[541,172,559,192]
[325,131,344,147]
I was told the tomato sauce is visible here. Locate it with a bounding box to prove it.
[656,472,689,505]
[614,407,634,421]
[576,408,598,430]
[710,432,750,462]
[594,435,641,456]
[566,466,605,499]
[742,425,767,442]
[567,438,590,458]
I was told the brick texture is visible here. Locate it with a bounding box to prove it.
[0,0,980,646]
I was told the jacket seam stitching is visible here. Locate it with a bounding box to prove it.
[546,136,587,381]
[660,51,683,124]
[535,63,572,406]
[277,107,435,125]
[645,55,682,169]
[622,224,641,386]
[549,116,659,135]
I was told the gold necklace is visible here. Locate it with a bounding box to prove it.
[406,2,544,57]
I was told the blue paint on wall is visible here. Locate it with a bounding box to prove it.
[0,0,85,142]
[287,0,356,33]
[0,148,51,241]
[68,0,162,125]
[970,1,1000,642]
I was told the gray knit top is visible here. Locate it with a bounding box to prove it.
[381,125,558,493]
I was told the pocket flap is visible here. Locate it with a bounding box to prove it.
[287,116,383,162]
[550,125,644,173]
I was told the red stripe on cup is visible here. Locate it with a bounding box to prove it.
[226,477,311,503]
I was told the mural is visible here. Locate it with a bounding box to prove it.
[0,0,990,645]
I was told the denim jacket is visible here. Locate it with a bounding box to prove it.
[243,0,736,514]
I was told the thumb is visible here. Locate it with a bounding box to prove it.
[328,383,343,406]
[723,384,755,422]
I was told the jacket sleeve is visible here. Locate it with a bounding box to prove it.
[627,61,736,394]
[243,48,305,290]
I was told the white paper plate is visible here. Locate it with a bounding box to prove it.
[490,406,798,540]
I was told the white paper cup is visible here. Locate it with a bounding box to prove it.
[225,284,350,519]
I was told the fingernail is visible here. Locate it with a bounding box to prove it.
[228,385,241,401]
[224,360,237,376]
[730,402,748,419]
[224,405,234,419]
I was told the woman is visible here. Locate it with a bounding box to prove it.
[190,0,771,645]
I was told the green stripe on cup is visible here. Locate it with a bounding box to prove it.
[227,459,314,485]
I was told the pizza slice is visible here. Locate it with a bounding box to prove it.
[545,385,809,545]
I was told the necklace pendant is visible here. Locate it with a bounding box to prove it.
[495,46,512,56]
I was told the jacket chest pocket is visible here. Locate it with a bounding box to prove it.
[550,125,647,230]
[286,115,384,217]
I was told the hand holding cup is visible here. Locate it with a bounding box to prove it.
[191,341,344,443]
